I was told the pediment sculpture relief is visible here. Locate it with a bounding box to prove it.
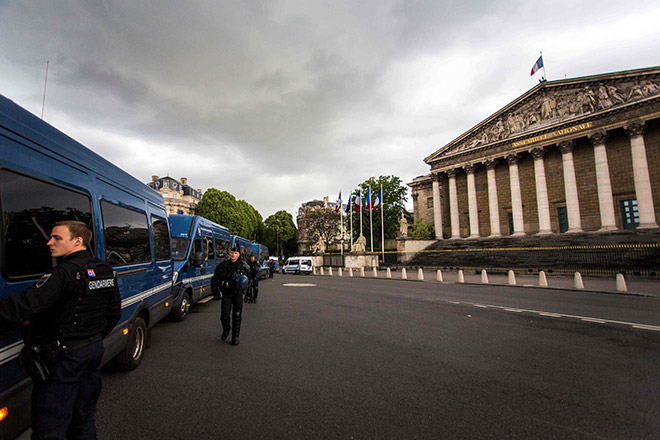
[444,77,660,158]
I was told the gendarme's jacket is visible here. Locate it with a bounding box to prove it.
[0,250,122,344]
[211,258,250,297]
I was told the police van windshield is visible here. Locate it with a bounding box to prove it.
[171,237,190,261]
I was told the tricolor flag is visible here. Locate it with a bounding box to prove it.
[530,55,543,76]
[335,191,342,212]
[373,187,382,210]
[344,194,352,213]
[365,187,372,211]
[354,190,361,213]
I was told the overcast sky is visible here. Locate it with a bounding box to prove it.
[2,1,660,220]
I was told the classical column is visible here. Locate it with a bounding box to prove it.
[483,159,501,237]
[558,140,583,233]
[431,174,443,239]
[447,169,461,238]
[626,122,658,228]
[506,154,525,236]
[530,147,552,235]
[464,164,480,238]
[588,130,617,231]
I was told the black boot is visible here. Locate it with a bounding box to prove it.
[221,329,230,341]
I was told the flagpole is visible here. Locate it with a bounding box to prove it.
[349,194,354,248]
[369,186,373,253]
[359,190,363,238]
[380,184,385,259]
[340,190,343,257]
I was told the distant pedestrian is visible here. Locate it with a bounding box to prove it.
[247,254,260,303]
[212,246,250,345]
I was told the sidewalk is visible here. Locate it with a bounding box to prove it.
[323,268,660,298]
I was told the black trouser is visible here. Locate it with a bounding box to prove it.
[221,292,243,339]
[252,278,259,300]
[31,340,104,440]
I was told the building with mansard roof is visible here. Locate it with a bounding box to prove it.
[147,175,203,215]
[410,65,660,240]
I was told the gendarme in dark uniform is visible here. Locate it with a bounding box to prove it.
[0,221,121,440]
[211,246,249,346]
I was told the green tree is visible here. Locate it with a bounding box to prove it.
[304,208,340,249]
[348,175,410,250]
[263,210,297,257]
[196,188,264,240]
[410,219,435,240]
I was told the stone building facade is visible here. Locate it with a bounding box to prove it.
[410,66,660,239]
[148,176,203,215]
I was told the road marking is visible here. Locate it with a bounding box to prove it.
[198,297,213,304]
[282,283,317,287]
[445,300,660,332]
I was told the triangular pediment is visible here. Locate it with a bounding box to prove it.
[425,66,660,165]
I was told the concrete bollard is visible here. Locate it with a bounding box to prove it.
[320,267,324,276]
[574,272,584,289]
[481,270,489,284]
[338,267,343,277]
[457,269,465,283]
[373,267,378,278]
[616,273,628,292]
[386,267,392,278]
[418,268,424,281]
[507,270,516,285]
[401,268,407,279]
[538,271,548,287]
[436,269,443,282]
[349,267,354,277]
[328,267,333,276]
[360,267,365,277]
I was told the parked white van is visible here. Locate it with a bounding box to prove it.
[282,257,313,275]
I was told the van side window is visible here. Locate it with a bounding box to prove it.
[0,169,93,279]
[151,215,171,261]
[215,239,227,261]
[203,235,214,260]
[101,201,151,266]
[193,239,202,260]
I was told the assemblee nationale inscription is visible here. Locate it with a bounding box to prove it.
[511,122,593,148]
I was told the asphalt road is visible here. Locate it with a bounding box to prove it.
[93,275,660,439]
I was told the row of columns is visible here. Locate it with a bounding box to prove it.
[430,122,658,239]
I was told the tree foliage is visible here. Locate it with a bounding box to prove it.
[196,188,264,241]
[263,210,298,257]
[304,208,340,247]
[410,219,435,240]
[346,175,410,250]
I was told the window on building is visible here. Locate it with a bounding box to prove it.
[557,207,569,233]
[620,199,639,230]
[0,170,93,279]
[172,194,177,199]
[507,212,514,235]
[427,197,433,209]
[151,215,171,261]
[101,201,151,266]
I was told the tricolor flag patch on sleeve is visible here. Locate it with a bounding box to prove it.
[87,269,96,277]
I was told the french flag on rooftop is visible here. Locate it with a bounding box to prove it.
[530,55,544,76]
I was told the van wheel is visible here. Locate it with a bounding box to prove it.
[171,292,190,322]
[113,317,147,371]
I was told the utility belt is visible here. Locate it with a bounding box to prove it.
[19,333,102,382]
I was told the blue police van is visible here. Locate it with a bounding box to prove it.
[0,94,176,439]
[168,214,231,319]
